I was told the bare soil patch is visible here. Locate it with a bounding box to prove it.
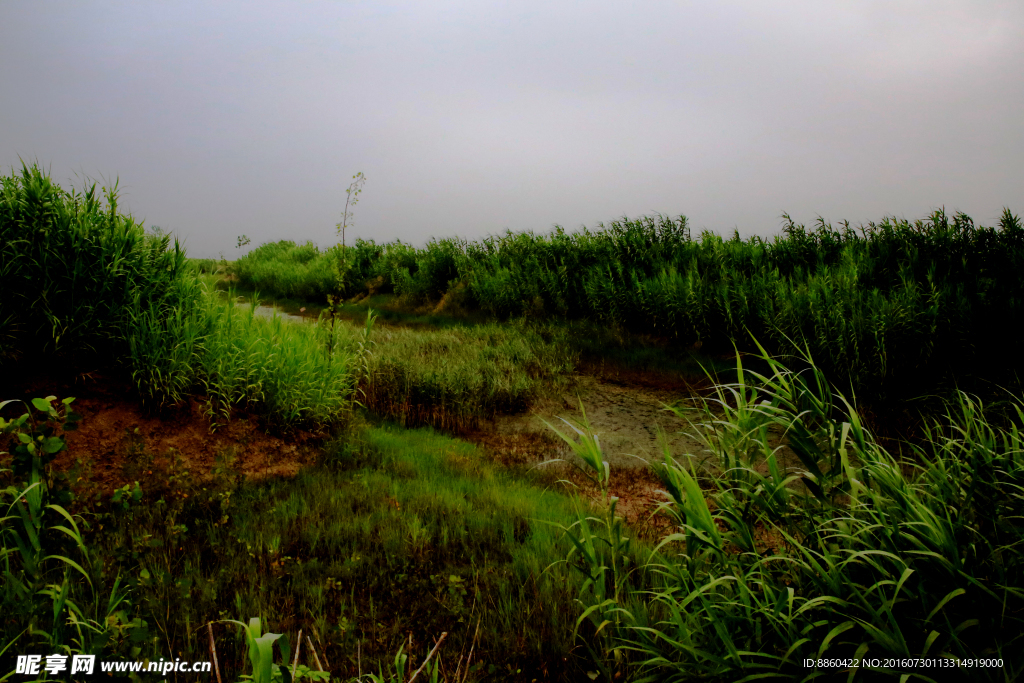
[4,371,323,504]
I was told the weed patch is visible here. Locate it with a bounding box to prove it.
[83,424,586,680]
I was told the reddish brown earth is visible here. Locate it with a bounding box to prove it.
[3,370,323,505]
[4,359,710,540]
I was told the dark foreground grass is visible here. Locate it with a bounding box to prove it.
[8,350,1023,682]
[556,347,1024,682]
[85,422,585,681]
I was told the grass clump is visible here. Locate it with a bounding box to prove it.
[0,164,355,431]
[231,238,432,305]
[128,292,361,429]
[353,322,577,432]
[233,240,343,301]
[557,346,1024,681]
[199,297,360,429]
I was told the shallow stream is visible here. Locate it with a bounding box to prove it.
[235,302,309,323]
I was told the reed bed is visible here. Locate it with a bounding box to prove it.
[8,161,1024,680]
[0,164,363,429]
[127,292,364,429]
[200,298,358,428]
[236,210,1024,403]
[129,285,575,432]
[555,347,1024,682]
[233,240,343,301]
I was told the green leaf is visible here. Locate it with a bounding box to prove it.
[0,399,23,413]
[922,630,941,656]
[42,436,65,454]
[925,588,965,624]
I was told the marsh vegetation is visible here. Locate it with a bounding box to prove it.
[3,162,1022,681]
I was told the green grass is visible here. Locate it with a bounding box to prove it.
[184,290,579,433]
[1,162,194,374]
[126,289,360,430]
[187,257,230,293]
[329,293,491,329]
[8,161,1024,682]
[232,240,342,302]
[350,320,577,432]
[228,287,493,331]
[0,165,359,433]
[171,279,576,435]
[200,297,360,429]
[87,423,586,681]
[8,330,1024,681]
[186,257,226,275]
[232,279,743,397]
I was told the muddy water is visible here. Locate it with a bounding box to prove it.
[491,375,707,470]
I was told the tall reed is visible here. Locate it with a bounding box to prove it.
[557,345,1024,681]
[126,289,359,429]
[236,210,1024,403]
[1,162,193,372]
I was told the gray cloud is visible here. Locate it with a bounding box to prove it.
[3,0,1022,257]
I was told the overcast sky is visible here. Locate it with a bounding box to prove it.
[2,1,1022,258]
